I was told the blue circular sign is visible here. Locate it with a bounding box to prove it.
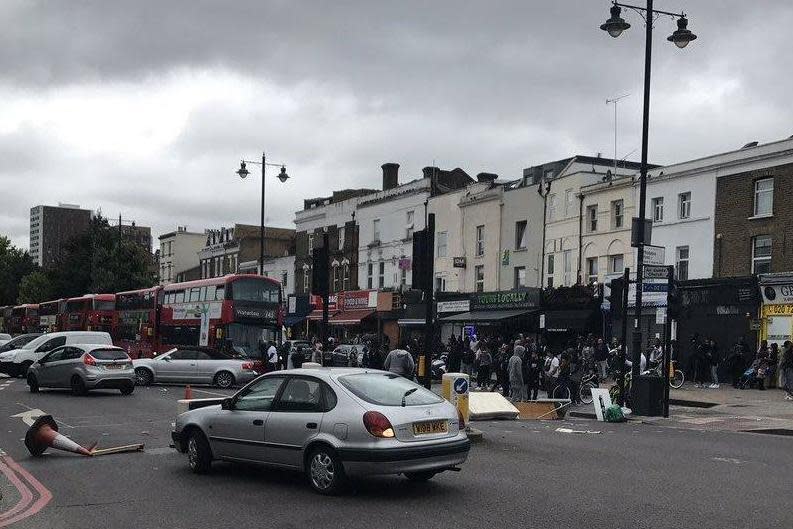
[453,378,469,395]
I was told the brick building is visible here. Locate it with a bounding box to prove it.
[29,203,92,268]
[713,139,793,277]
[199,224,295,279]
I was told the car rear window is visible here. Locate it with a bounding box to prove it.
[338,373,443,407]
[90,349,129,360]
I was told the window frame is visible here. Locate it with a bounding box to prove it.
[475,225,485,256]
[378,261,385,288]
[676,246,689,281]
[436,231,448,257]
[586,205,598,232]
[515,221,527,250]
[751,235,772,274]
[474,265,485,293]
[609,254,624,274]
[678,192,691,219]
[611,199,624,229]
[546,254,555,288]
[753,178,774,217]
[373,219,381,242]
[652,197,664,222]
[514,266,527,289]
[586,257,598,283]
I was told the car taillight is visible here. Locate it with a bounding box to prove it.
[363,411,395,438]
[457,408,466,430]
[241,362,253,370]
[83,354,96,366]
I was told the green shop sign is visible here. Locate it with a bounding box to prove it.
[471,290,540,311]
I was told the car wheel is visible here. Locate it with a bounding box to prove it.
[27,374,39,393]
[71,376,88,396]
[307,445,346,495]
[135,367,153,386]
[187,429,212,474]
[404,471,437,482]
[120,383,134,395]
[213,371,235,389]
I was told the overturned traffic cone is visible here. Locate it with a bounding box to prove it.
[24,415,97,457]
[184,385,193,400]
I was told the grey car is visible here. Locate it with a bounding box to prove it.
[171,368,470,494]
[27,345,135,395]
[133,347,262,389]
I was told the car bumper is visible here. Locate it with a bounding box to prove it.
[84,372,136,389]
[337,437,471,476]
[171,430,185,452]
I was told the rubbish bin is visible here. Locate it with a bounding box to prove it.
[631,375,664,416]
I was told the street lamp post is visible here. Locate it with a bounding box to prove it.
[599,1,696,384]
[236,153,289,275]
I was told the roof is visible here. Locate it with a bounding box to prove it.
[162,273,280,292]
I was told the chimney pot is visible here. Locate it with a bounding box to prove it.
[382,163,399,190]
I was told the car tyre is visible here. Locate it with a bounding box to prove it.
[135,367,153,386]
[213,371,235,389]
[120,383,135,395]
[27,373,39,393]
[307,445,346,495]
[187,430,212,474]
[71,375,88,396]
[404,471,437,482]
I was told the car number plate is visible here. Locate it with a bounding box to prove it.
[105,364,124,370]
[413,420,448,435]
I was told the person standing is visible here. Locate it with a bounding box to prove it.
[266,342,279,372]
[707,338,720,389]
[525,348,541,401]
[545,349,560,398]
[476,345,493,390]
[311,342,323,365]
[594,338,609,381]
[461,337,475,378]
[780,341,793,401]
[755,340,770,391]
[508,345,525,402]
[768,342,780,389]
[728,337,749,388]
[383,348,415,379]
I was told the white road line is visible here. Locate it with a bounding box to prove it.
[191,388,230,397]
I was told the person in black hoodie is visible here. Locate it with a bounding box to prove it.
[524,348,541,401]
[728,337,749,388]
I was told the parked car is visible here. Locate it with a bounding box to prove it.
[325,344,370,367]
[171,368,470,494]
[27,345,135,395]
[0,333,41,354]
[133,347,262,388]
[283,340,312,368]
[0,333,12,346]
[0,331,112,377]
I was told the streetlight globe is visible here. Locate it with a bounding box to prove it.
[277,165,289,183]
[600,4,630,38]
[237,161,250,179]
[668,17,697,48]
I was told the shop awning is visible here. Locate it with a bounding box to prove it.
[329,310,375,325]
[307,310,338,321]
[398,318,426,326]
[284,314,308,327]
[439,310,535,323]
[543,309,595,332]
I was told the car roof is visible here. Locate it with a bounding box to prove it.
[73,344,125,351]
[266,367,385,381]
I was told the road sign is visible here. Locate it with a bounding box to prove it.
[454,378,469,394]
[643,265,670,279]
[642,245,665,266]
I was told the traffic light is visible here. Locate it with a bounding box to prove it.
[608,277,624,318]
[667,280,682,320]
[412,229,428,291]
[311,237,329,296]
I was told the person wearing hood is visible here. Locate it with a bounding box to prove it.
[384,348,416,379]
[508,345,526,402]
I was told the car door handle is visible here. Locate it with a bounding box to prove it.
[252,419,264,426]
[306,422,317,430]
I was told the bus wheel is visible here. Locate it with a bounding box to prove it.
[214,371,235,389]
[135,368,153,386]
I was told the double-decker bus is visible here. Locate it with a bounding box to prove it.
[114,287,161,359]
[0,306,11,334]
[159,274,282,359]
[38,299,66,332]
[64,294,116,333]
[9,304,39,334]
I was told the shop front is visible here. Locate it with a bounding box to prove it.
[759,273,793,348]
[329,290,378,341]
[541,285,603,349]
[284,294,312,338]
[437,290,541,341]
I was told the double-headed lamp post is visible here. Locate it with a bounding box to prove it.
[599,1,697,384]
[236,153,289,275]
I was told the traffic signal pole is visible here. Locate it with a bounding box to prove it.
[422,214,435,389]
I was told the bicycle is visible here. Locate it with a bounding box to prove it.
[551,381,572,400]
[645,360,685,389]
[578,371,599,405]
[609,371,632,407]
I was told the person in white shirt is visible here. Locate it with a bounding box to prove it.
[545,351,560,398]
[266,342,279,372]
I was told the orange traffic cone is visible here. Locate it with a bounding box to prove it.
[184,385,193,400]
[24,415,97,457]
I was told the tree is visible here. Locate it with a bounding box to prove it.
[0,236,37,305]
[17,270,54,304]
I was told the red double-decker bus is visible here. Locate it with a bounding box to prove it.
[64,294,116,332]
[159,274,282,359]
[0,306,11,334]
[9,304,39,334]
[114,287,161,359]
[38,299,66,332]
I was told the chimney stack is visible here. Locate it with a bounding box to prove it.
[382,163,399,190]
[476,172,498,183]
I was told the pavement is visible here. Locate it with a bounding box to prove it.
[0,376,792,528]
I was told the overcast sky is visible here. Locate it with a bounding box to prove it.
[1,0,791,250]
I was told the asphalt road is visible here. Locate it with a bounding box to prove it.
[1,376,791,529]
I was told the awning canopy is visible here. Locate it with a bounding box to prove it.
[439,309,535,323]
[307,310,338,321]
[398,318,426,326]
[283,314,307,327]
[329,309,375,326]
[543,309,596,332]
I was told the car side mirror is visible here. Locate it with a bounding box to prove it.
[221,397,233,410]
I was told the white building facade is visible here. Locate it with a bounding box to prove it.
[158,227,206,285]
[499,182,546,290]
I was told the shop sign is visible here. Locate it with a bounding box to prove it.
[340,290,377,310]
[437,299,470,313]
[763,304,793,316]
[453,257,467,268]
[761,284,793,305]
[398,258,412,270]
[471,290,540,311]
[233,305,278,321]
[642,245,665,266]
[310,294,338,311]
[288,296,297,314]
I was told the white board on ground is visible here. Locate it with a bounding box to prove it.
[468,392,519,420]
[590,389,613,422]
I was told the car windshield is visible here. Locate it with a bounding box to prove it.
[338,373,443,407]
[20,334,49,350]
[90,349,129,360]
[0,334,40,351]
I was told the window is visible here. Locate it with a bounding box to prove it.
[475,265,485,292]
[435,275,447,292]
[546,254,555,288]
[338,226,345,250]
[676,246,689,281]
[281,270,288,287]
[515,221,527,250]
[652,197,664,222]
[378,262,385,287]
[514,266,527,288]
[338,373,443,406]
[406,211,415,239]
[752,236,772,274]
[563,250,572,286]
[373,219,381,241]
[307,233,314,256]
[235,376,284,412]
[754,178,774,216]
[275,378,323,412]
[609,254,624,274]
[586,257,598,283]
[436,231,448,257]
[678,192,691,219]
[564,189,574,217]
[332,265,341,292]
[400,267,407,287]
[343,264,350,290]
[303,269,310,293]
[586,205,598,232]
[367,263,373,289]
[611,200,624,228]
[476,225,485,256]
[548,194,557,220]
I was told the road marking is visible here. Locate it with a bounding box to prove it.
[0,456,53,527]
[11,408,73,428]
[712,456,745,465]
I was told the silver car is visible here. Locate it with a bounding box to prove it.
[27,345,135,395]
[171,368,470,494]
[133,347,262,389]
